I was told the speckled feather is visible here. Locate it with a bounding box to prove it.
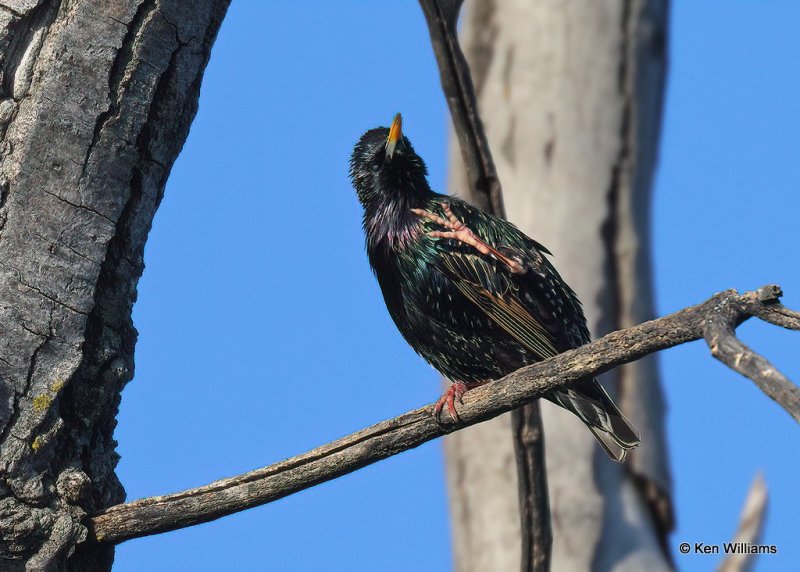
[350,121,640,461]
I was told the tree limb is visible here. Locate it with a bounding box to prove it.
[417,0,504,215]
[87,285,800,546]
[718,473,768,572]
[416,2,550,569]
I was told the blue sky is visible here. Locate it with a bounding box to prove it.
[114,2,799,570]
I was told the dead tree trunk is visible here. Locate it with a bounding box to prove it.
[444,1,673,570]
[0,1,228,569]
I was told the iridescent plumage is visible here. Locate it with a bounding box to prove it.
[350,115,639,461]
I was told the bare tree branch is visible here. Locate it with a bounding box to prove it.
[511,404,551,572]
[87,285,799,547]
[416,2,550,569]
[417,0,504,215]
[718,473,769,572]
[705,285,800,413]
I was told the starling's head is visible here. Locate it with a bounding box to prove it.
[349,113,430,207]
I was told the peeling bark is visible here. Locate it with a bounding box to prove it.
[0,1,229,569]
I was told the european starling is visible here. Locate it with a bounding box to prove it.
[349,114,640,461]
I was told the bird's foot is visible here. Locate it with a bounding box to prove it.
[433,380,489,422]
[411,204,525,274]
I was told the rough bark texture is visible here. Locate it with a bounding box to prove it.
[445,1,672,571]
[0,0,228,569]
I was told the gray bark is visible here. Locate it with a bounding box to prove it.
[417,2,552,568]
[0,0,228,569]
[445,1,672,570]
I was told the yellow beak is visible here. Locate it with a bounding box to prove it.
[386,113,402,159]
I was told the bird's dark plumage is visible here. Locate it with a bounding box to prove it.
[350,114,640,461]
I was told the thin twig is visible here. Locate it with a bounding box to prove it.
[88,285,799,546]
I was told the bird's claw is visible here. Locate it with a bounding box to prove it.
[433,382,468,422]
[433,380,488,423]
[411,204,480,250]
[411,204,525,275]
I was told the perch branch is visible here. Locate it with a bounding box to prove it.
[88,285,799,546]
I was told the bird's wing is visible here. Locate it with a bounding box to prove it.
[436,250,560,361]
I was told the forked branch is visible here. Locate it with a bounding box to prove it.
[88,285,800,546]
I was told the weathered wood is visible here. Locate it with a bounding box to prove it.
[0,1,229,569]
[444,1,671,570]
[417,1,551,570]
[718,474,768,572]
[90,286,800,546]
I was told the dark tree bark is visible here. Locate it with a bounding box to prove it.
[0,1,229,569]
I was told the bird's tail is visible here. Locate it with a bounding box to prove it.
[547,378,640,462]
